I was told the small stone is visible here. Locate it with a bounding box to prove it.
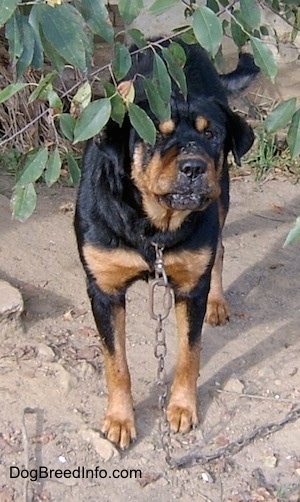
[264,455,278,468]
[0,280,23,320]
[223,377,245,394]
[52,363,77,394]
[200,470,214,483]
[79,426,119,462]
[37,343,55,362]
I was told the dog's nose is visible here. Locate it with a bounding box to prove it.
[179,158,207,181]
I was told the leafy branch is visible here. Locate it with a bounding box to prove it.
[0,0,299,226]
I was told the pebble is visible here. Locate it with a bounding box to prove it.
[37,343,56,362]
[223,377,245,394]
[0,280,23,320]
[52,363,77,394]
[79,426,119,462]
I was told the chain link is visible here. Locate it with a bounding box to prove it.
[149,243,173,465]
[148,243,300,469]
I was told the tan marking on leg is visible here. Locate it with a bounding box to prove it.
[164,248,212,293]
[167,300,200,433]
[206,199,229,326]
[101,304,136,449]
[83,245,149,294]
[206,236,229,326]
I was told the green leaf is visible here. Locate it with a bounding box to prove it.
[119,0,144,23]
[153,52,172,103]
[80,0,114,44]
[0,83,29,104]
[162,47,187,99]
[240,0,260,29]
[11,183,37,222]
[104,82,126,126]
[284,216,300,247]
[0,0,19,26]
[287,109,300,159]
[168,41,186,67]
[29,71,57,103]
[45,148,62,187]
[28,8,44,71]
[127,28,147,48]
[16,148,49,186]
[60,114,76,141]
[16,17,35,79]
[31,30,44,70]
[264,98,297,134]
[149,0,178,16]
[143,78,170,122]
[260,25,269,36]
[71,82,92,112]
[192,6,223,56]
[230,14,249,47]
[112,43,132,80]
[111,95,126,127]
[48,89,63,113]
[177,28,197,45]
[250,36,277,82]
[39,28,65,72]
[67,153,81,185]
[73,99,111,144]
[5,12,22,63]
[35,4,88,71]
[128,103,156,145]
[207,0,220,13]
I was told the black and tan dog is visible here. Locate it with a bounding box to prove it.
[74,40,258,449]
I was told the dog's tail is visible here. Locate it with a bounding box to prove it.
[220,53,260,94]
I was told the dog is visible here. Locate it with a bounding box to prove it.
[74,40,258,449]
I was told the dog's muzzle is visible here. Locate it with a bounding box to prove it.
[159,147,218,211]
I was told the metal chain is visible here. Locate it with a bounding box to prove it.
[149,242,173,465]
[148,243,300,469]
[171,405,300,469]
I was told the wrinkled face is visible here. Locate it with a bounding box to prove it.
[131,98,229,229]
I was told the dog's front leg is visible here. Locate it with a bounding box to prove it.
[88,282,136,449]
[167,282,210,434]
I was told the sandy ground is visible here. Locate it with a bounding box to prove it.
[0,168,300,501]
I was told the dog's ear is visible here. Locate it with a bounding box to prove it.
[226,108,254,166]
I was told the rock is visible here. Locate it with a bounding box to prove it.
[52,363,77,394]
[79,426,119,462]
[264,455,278,468]
[223,377,245,394]
[37,343,56,362]
[0,280,24,320]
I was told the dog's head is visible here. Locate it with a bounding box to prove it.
[127,95,253,228]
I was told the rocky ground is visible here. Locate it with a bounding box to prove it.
[0,169,300,501]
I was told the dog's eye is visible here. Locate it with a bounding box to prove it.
[204,129,214,139]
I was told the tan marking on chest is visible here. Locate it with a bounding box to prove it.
[83,244,149,295]
[164,248,212,293]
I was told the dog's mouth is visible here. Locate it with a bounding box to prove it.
[158,192,211,211]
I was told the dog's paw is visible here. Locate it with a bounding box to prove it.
[101,414,136,450]
[166,403,198,433]
[205,296,230,326]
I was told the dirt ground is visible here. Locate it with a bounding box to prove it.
[0,161,300,502]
